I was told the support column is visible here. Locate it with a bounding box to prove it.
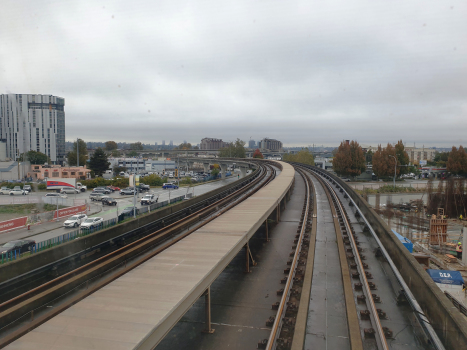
[202,287,215,334]
[220,163,228,179]
[244,243,250,273]
[240,166,247,178]
[265,219,269,242]
[203,163,210,174]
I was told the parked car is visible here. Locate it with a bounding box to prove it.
[13,186,22,190]
[120,188,136,195]
[9,188,28,196]
[92,188,111,194]
[141,194,157,205]
[137,184,150,192]
[61,187,80,194]
[45,192,67,198]
[162,183,179,189]
[23,185,32,193]
[80,217,104,230]
[121,206,136,216]
[108,185,121,192]
[63,214,88,228]
[0,187,10,195]
[101,196,117,206]
[90,193,106,201]
[0,239,36,255]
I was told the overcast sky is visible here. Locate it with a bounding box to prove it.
[1,0,465,147]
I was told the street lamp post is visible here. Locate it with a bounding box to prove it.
[389,155,397,189]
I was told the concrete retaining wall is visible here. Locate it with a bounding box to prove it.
[0,169,258,283]
[319,167,467,350]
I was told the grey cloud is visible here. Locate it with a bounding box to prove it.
[1,0,466,147]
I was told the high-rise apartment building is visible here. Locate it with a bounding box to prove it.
[200,138,228,150]
[248,139,256,149]
[0,94,65,164]
[259,138,283,151]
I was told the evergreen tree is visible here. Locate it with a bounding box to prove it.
[89,147,110,176]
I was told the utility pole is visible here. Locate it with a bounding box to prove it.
[389,155,397,189]
[77,138,79,167]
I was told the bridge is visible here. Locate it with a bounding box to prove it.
[1,160,466,350]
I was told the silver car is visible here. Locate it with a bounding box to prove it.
[80,217,104,230]
[9,189,27,196]
[63,214,88,228]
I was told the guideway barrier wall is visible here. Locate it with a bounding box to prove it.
[306,165,467,350]
[0,166,259,283]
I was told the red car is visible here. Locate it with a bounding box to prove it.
[108,185,121,192]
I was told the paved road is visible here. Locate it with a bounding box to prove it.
[0,177,238,245]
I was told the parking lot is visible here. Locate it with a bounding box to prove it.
[0,176,239,245]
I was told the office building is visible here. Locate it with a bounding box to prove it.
[0,94,65,164]
[248,139,256,149]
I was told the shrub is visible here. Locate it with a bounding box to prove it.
[38,184,47,190]
[141,174,165,187]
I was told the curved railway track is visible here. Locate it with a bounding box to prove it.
[265,163,444,350]
[0,162,278,348]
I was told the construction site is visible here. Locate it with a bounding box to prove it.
[367,178,467,316]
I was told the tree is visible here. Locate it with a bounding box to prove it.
[283,148,314,166]
[372,143,397,178]
[219,139,246,158]
[113,165,127,175]
[447,146,467,175]
[332,140,366,177]
[130,142,144,150]
[365,150,373,164]
[395,140,410,175]
[105,141,118,151]
[67,138,88,166]
[177,142,192,150]
[89,147,110,177]
[111,150,121,157]
[211,164,220,178]
[429,151,450,167]
[252,149,264,159]
[127,150,138,157]
[20,150,49,164]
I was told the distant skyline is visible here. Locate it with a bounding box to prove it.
[1,1,466,147]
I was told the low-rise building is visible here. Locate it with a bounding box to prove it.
[109,157,146,173]
[28,164,90,180]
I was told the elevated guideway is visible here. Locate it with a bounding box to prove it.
[6,161,294,350]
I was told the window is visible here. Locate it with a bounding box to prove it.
[71,172,75,175]
[52,172,59,177]
[62,172,68,175]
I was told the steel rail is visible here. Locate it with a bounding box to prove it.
[310,167,445,350]
[0,164,267,313]
[0,163,275,347]
[317,172,389,350]
[265,167,310,350]
[0,165,263,300]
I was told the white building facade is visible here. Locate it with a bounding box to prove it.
[0,94,66,164]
